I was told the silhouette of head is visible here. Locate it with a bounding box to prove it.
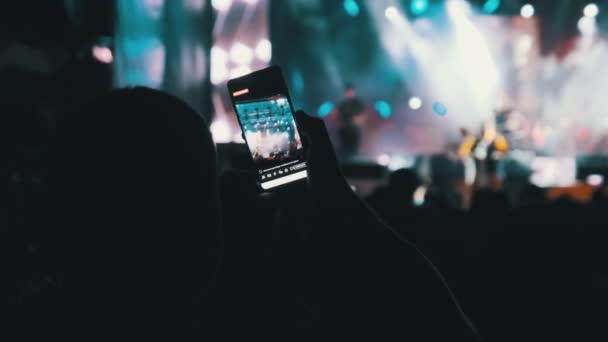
[389,168,422,198]
[344,83,356,99]
[51,87,220,337]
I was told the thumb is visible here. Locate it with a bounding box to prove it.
[294,110,344,186]
[294,110,334,153]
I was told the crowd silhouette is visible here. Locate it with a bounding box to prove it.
[2,86,608,341]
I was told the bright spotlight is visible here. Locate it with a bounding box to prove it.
[211,0,232,12]
[447,0,471,19]
[229,42,253,65]
[255,39,272,63]
[343,0,360,17]
[578,16,597,36]
[584,3,599,18]
[482,0,500,14]
[210,120,232,143]
[210,46,229,84]
[408,96,423,110]
[387,155,415,171]
[520,4,534,18]
[242,0,258,5]
[229,65,252,79]
[92,46,113,64]
[317,101,334,117]
[374,100,392,118]
[410,0,429,16]
[586,174,604,186]
[413,185,427,207]
[432,102,447,116]
[377,154,391,166]
[385,6,399,20]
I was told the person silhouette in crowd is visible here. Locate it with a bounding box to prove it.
[41,87,478,341]
[47,87,220,340]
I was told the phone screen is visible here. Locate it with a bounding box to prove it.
[234,94,307,190]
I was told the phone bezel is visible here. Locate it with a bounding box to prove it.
[227,66,307,190]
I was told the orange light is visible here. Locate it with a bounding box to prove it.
[494,135,509,152]
[458,135,476,158]
[232,88,249,97]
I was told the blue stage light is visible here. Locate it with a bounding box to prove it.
[433,102,447,116]
[318,101,334,117]
[375,101,392,118]
[291,70,304,95]
[411,0,429,16]
[343,0,360,17]
[482,0,500,14]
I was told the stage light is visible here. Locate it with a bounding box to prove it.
[448,0,500,111]
[584,3,599,18]
[578,16,597,36]
[229,65,252,79]
[385,6,399,20]
[343,0,360,17]
[408,96,422,110]
[387,156,415,171]
[413,185,427,207]
[211,0,232,12]
[447,0,471,20]
[242,0,258,5]
[432,101,447,116]
[210,46,228,84]
[291,70,305,94]
[255,39,272,63]
[410,0,429,16]
[210,120,232,143]
[374,100,392,118]
[482,0,500,14]
[520,4,534,18]
[92,46,113,64]
[377,154,391,166]
[229,42,253,65]
[317,101,334,117]
[586,174,604,186]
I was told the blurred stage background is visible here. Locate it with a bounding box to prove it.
[4,0,608,195]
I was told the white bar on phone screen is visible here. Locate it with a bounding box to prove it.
[260,170,307,190]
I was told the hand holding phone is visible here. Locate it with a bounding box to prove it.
[228,66,308,190]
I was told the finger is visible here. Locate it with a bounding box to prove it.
[294,110,313,135]
[294,110,332,147]
[294,110,312,150]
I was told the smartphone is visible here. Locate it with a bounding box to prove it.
[227,66,307,190]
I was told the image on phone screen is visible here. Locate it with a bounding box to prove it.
[235,94,307,190]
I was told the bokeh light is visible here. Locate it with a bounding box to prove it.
[317,101,334,117]
[92,46,113,64]
[343,0,360,17]
[410,0,429,16]
[433,102,447,116]
[210,120,232,143]
[482,0,500,14]
[375,100,392,118]
[408,96,423,110]
[584,3,599,18]
[520,4,534,18]
[255,39,272,63]
[229,42,253,65]
[211,0,232,12]
[385,6,398,20]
